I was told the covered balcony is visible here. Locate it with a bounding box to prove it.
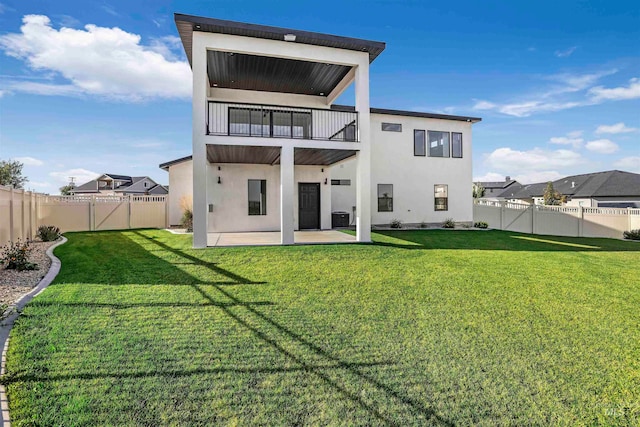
[207,102,358,142]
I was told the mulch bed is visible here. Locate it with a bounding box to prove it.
[0,240,58,313]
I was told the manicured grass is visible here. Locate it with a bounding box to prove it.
[3,229,639,425]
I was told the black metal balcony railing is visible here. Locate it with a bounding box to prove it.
[207,101,359,142]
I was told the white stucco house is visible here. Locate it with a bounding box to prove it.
[165,13,481,247]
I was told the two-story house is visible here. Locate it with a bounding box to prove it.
[167,13,481,247]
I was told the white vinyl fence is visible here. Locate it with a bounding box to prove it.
[474,199,640,239]
[0,185,168,246]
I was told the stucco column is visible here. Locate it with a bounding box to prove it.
[280,145,295,245]
[192,34,208,248]
[355,62,371,242]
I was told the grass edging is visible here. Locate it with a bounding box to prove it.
[0,235,67,426]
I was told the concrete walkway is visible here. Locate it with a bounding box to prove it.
[207,230,356,247]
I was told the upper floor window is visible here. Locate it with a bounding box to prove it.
[248,179,267,215]
[378,184,393,212]
[452,132,463,158]
[331,179,351,186]
[414,130,426,156]
[382,122,402,132]
[428,131,450,157]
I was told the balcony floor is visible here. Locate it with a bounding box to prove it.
[207,230,356,247]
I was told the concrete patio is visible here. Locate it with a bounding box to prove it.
[206,230,356,247]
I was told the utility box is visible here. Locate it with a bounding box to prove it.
[331,211,349,228]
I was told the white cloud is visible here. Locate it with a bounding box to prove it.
[473,172,508,182]
[549,130,583,148]
[49,168,100,186]
[101,3,119,17]
[589,78,640,101]
[13,156,44,166]
[470,69,631,117]
[0,15,191,101]
[595,122,638,134]
[472,100,496,110]
[613,156,640,173]
[554,46,577,58]
[27,181,51,190]
[584,139,619,154]
[485,147,584,172]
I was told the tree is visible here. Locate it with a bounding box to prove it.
[543,182,565,206]
[0,160,27,189]
[472,183,485,199]
[59,184,75,195]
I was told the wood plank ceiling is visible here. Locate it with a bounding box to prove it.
[206,145,357,166]
[207,51,352,96]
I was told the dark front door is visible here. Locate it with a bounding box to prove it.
[299,183,320,230]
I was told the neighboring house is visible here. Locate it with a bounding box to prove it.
[507,170,640,207]
[474,176,522,200]
[170,13,481,247]
[72,174,168,196]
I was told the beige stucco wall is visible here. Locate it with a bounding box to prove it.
[204,163,329,233]
[330,113,474,225]
[167,160,193,226]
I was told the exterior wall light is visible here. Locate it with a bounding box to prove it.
[284,34,296,42]
[218,176,222,184]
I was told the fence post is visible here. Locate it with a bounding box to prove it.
[127,195,132,229]
[90,195,96,231]
[530,205,535,234]
[579,206,584,237]
[499,201,504,230]
[20,189,26,240]
[165,195,169,228]
[9,186,14,243]
[629,208,632,233]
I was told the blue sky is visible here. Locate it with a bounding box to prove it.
[0,0,638,192]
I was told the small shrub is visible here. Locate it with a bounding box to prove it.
[37,225,61,242]
[389,219,403,229]
[181,208,193,232]
[442,218,456,229]
[1,240,38,271]
[623,229,640,240]
[419,221,428,229]
[474,221,489,229]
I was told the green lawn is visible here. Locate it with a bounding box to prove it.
[3,229,639,426]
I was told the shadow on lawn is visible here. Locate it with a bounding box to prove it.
[372,229,640,252]
[7,230,454,426]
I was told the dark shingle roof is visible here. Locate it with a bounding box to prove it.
[159,155,193,171]
[474,179,518,190]
[508,182,548,199]
[332,105,481,123]
[508,170,640,199]
[72,179,99,193]
[104,174,132,181]
[175,13,386,66]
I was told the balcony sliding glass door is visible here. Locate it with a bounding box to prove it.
[229,107,311,139]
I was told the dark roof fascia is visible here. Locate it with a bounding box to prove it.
[159,155,193,171]
[175,13,386,66]
[331,104,482,123]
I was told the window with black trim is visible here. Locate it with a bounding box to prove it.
[428,131,450,157]
[382,122,402,132]
[377,184,393,212]
[414,129,426,156]
[248,179,267,215]
[331,179,351,186]
[452,132,463,158]
[434,184,448,211]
